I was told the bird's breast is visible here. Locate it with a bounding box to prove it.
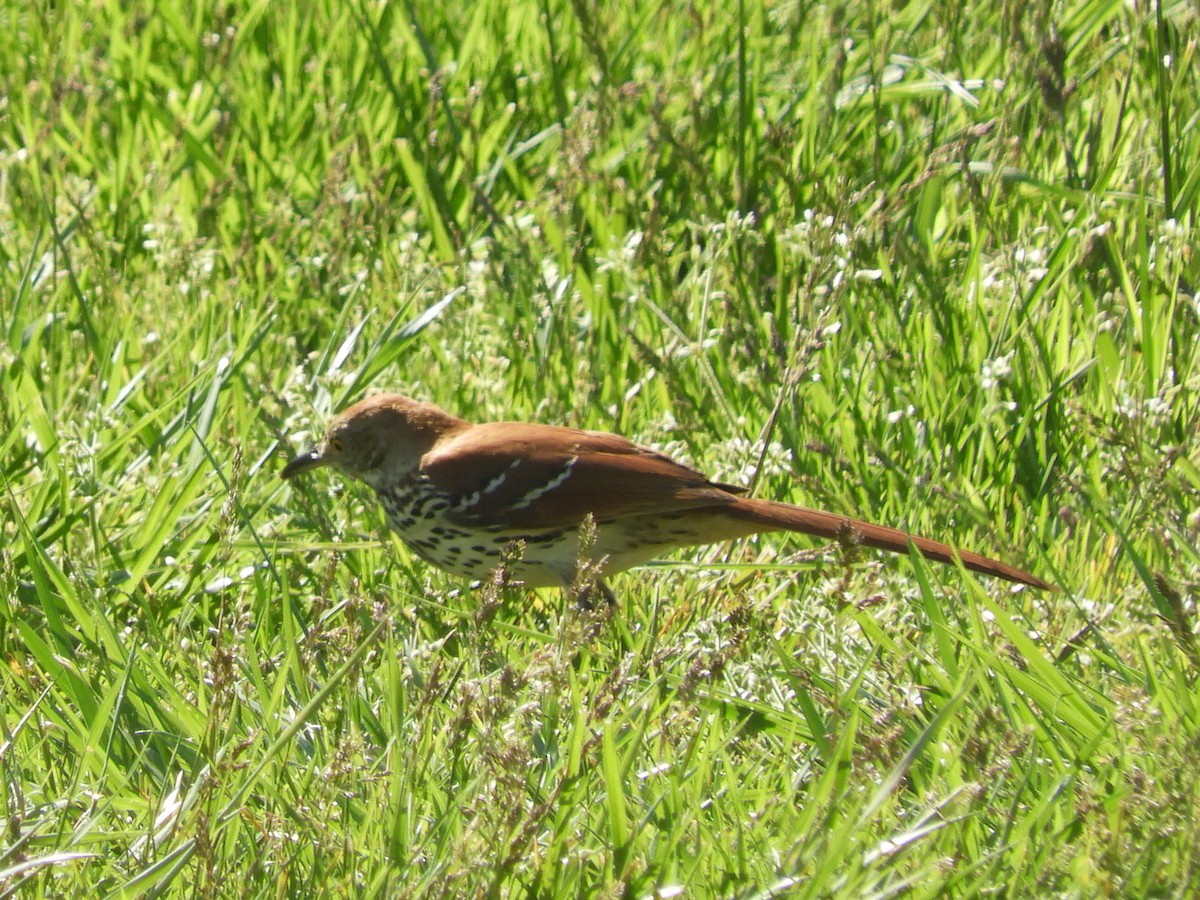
[375,476,578,586]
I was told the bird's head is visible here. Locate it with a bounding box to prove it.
[281,393,467,491]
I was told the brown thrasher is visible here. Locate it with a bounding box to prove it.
[281,394,1054,596]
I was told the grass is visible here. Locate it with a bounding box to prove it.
[2,0,1199,895]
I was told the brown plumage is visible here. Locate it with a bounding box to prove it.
[281,393,1054,594]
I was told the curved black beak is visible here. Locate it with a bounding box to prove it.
[281,446,324,480]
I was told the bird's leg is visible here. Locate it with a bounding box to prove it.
[493,539,528,590]
[572,577,617,611]
[569,514,616,610]
[472,540,528,626]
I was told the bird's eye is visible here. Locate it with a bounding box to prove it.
[330,437,344,452]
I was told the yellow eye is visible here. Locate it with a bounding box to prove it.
[330,437,344,452]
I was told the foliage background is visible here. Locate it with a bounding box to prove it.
[2,0,1198,895]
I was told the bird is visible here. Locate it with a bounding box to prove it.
[280,393,1054,599]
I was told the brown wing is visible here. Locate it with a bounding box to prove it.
[419,422,744,529]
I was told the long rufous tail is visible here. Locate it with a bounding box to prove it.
[727,497,1054,590]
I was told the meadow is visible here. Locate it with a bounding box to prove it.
[2,0,1199,895]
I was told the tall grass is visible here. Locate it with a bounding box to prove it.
[2,0,1198,895]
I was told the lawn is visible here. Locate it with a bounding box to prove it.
[2,0,1198,895]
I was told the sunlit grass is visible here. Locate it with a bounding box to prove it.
[2,0,1198,895]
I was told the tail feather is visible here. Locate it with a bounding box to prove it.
[727,497,1054,591]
